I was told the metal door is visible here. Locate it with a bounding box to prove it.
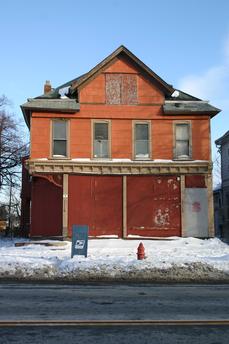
[127,176,181,237]
[68,175,122,237]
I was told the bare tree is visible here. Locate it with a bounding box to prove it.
[0,95,29,189]
[212,152,221,189]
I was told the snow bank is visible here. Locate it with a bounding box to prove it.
[0,237,229,282]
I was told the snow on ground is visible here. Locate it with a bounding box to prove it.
[0,236,229,282]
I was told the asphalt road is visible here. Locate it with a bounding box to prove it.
[0,283,229,343]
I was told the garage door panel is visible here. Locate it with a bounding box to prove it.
[68,175,122,237]
[127,176,181,237]
[31,177,63,237]
[94,176,122,235]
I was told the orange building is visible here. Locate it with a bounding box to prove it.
[21,46,220,238]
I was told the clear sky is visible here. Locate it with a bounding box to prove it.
[1,0,229,173]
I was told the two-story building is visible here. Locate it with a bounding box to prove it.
[21,45,220,239]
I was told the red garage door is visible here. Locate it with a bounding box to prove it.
[68,175,123,237]
[127,176,181,237]
[31,177,63,237]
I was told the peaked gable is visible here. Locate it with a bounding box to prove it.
[70,45,174,96]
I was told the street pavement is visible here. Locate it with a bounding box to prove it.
[0,283,229,343]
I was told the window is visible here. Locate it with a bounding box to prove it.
[174,123,191,159]
[134,122,150,159]
[226,193,229,220]
[52,120,68,157]
[93,122,110,158]
[106,74,137,105]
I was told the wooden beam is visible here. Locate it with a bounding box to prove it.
[122,176,127,238]
[62,174,69,237]
[180,175,186,237]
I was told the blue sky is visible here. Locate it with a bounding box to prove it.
[1,0,229,171]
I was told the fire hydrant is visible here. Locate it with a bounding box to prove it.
[137,242,145,260]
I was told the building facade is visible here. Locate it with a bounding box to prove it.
[215,131,229,239]
[21,46,220,239]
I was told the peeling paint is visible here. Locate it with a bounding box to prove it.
[154,208,170,227]
[192,201,201,212]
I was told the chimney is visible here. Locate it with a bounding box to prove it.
[44,80,52,94]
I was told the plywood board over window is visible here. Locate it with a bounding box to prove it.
[106,74,137,105]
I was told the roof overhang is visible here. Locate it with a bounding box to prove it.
[163,101,221,117]
[21,99,80,129]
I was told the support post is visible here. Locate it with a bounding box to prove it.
[122,175,127,238]
[62,174,68,238]
[180,175,185,237]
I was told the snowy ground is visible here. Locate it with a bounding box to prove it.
[1,236,229,282]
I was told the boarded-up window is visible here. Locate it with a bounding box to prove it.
[106,74,137,104]
[93,122,109,158]
[134,123,150,159]
[175,123,191,159]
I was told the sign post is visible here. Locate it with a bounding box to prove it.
[71,225,88,258]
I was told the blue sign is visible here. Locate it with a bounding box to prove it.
[71,225,88,258]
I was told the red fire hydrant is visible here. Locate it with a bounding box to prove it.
[137,242,145,260]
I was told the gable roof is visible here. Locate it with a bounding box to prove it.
[69,45,175,95]
[21,45,221,128]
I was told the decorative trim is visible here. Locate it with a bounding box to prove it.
[27,159,212,176]
[33,173,63,188]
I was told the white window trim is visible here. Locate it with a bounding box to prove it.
[91,120,111,159]
[132,120,151,160]
[173,120,192,160]
[50,119,70,159]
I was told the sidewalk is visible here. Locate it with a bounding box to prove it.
[0,237,229,282]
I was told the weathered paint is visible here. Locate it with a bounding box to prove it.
[31,176,63,237]
[30,57,211,161]
[105,73,137,105]
[127,176,181,237]
[68,175,123,237]
[31,116,210,161]
[26,54,214,239]
[183,188,208,237]
[185,175,206,188]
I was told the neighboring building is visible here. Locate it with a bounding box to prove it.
[21,45,220,239]
[215,131,229,239]
[213,186,223,237]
